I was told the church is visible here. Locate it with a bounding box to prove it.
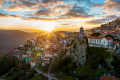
[79,26,84,38]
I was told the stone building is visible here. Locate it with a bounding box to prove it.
[79,26,84,38]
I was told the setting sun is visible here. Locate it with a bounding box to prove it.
[40,21,56,32]
[43,26,55,32]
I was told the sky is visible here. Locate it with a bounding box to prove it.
[0,0,120,31]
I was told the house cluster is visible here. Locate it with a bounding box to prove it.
[87,36,113,48]
[85,18,120,49]
[8,31,78,68]
[88,18,120,38]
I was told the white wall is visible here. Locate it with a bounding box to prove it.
[88,38,113,48]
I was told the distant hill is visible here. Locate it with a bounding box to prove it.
[0,30,39,56]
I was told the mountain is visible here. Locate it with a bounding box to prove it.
[0,30,39,56]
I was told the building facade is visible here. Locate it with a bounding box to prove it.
[79,26,84,38]
[88,36,113,48]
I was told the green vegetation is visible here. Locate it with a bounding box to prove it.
[61,76,76,80]
[0,57,19,76]
[0,56,40,80]
[87,47,112,69]
[75,65,93,79]
[49,47,117,80]
[30,74,47,80]
[38,64,49,73]
[90,32,101,36]
[50,56,76,74]
[1,46,120,80]
[111,54,120,77]
[105,34,114,39]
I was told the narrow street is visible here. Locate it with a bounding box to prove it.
[35,61,59,80]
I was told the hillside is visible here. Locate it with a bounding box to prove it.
[0,30,39,56]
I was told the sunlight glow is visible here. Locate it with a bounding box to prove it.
[40,21,56,32]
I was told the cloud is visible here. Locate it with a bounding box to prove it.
[0,0,4,8]
[86,18,110,25]
[0,0,103,22]
[106,15,117,19]
[35,10,51,16]
[92,4,103,8]
[23,16,67,21]
[65,6,91,18]
[103,0,120,13]
[0,13,21,18]
[86,14,118,25]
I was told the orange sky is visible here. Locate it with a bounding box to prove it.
[0,0,119,31]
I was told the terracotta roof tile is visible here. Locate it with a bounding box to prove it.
[88,36,103,39]
[100,75,119,80]
[88,36,112,40]
[105,37,112,40]
[114,41,119,45]
[45,51,54,55]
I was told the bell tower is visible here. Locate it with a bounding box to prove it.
[79,26,84,38]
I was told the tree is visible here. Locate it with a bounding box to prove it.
[27,69,37,79]
[111,55,120,77]
[105,34,114,39]
[95,68,107,76]
[91,32,101,36]
[75,65,93,79]
[50,56,75,74]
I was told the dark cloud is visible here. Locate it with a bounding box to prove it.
[92,4,103,8]
[35,10,51,16]
[0,0,106,21]
[103,0,120,11]
[65,6,91,18]
[0,13,8,17]
[23,16,63,21]
[86,18,110,25]
[86,14,119,25]
[0,13,21,18]
[0,0,4,8]
[106,15,117,19]
[23,0,36,7]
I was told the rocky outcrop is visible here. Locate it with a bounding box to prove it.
[66,37,88,66]
[50,36,88,67]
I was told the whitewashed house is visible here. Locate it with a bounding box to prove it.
[113,41,120,49]
[88,36,113,48]
[30,39,35,46]
[41,51,53,66]
[27,50,32,55]
[29,60,36,68]
[20,45,24,48]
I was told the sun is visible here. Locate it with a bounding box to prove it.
[40,21,56,32]
[44,26,55,32]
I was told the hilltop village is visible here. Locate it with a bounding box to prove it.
[9,18,120,68]
[9,27,86,68]
[1,18,120,80]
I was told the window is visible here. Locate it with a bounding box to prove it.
[82,56,84,58]
[99,40,101,44]
[98,40,101,44]
[104,42,105,44]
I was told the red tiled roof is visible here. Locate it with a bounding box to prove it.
[88,36,103,39]
[105,37,112,40]
[31,60,36,62]
[114,41,119,45]
[117,25,120,28]
[22,53,27,55]
[100,75,119,80]
[88,36,112,40]
[44,57,50,59]
[9,52,14,54]
[45,51,54,55]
